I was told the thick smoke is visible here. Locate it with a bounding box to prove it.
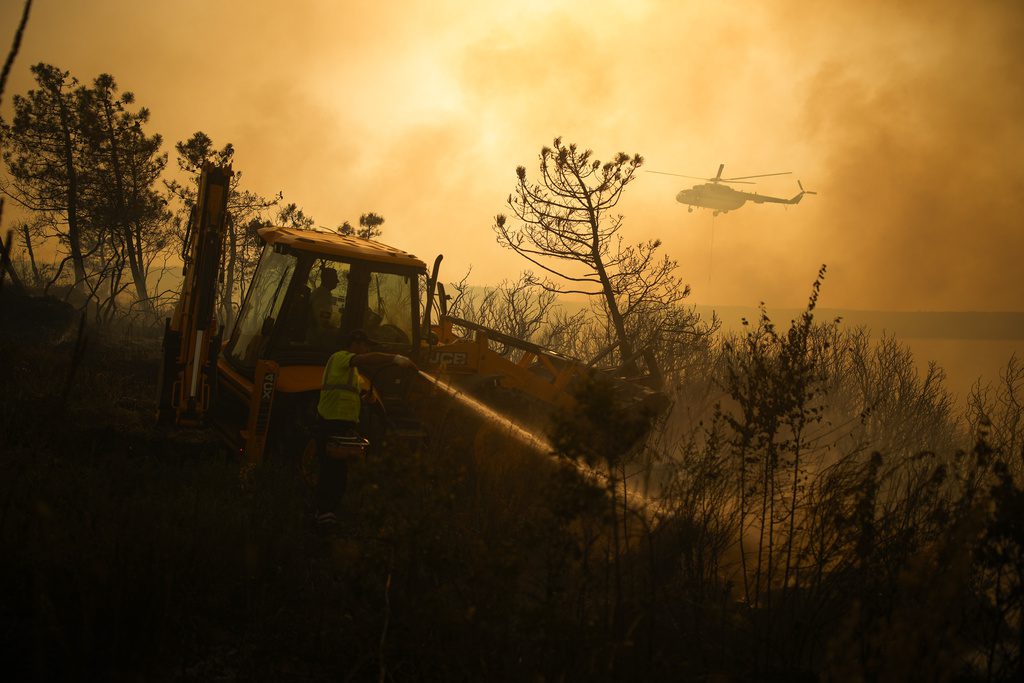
[3,0,1022,310]
[789,1,1024,310]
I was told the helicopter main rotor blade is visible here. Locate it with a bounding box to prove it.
[723,171,792,181]
[646,169,772,185]
[645,170,712,180]
[646,170,754,183]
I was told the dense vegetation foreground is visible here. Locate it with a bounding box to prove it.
[1,291,1023,682]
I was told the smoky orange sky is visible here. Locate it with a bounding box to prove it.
[2,0,1023,311]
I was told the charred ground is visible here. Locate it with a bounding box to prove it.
[2,290,1024,682]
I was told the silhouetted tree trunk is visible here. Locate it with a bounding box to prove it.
[81,74,169,310]
[0,0,32,108]
[1,64,91,295]
[495,138,691,376]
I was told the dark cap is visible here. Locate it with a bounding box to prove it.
[344,328,379,348]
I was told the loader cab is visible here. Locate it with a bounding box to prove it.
[223,227,426,373]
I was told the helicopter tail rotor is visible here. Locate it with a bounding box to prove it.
[787,180,818,204]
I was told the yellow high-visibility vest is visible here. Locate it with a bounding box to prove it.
[317,350,362,421]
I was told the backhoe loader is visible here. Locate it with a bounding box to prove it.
[156,163,664,464]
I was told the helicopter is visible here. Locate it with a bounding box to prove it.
[647,164,817,215]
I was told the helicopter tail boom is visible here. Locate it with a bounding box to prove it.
[748,180,817,205]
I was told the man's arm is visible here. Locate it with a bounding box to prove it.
[351,352,417,371]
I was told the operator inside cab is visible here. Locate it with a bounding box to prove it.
[307,264,384,348]
[309,267,341,334]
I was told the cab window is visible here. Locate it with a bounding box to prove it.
[278,259,417,353]
[365,271,415,346]
[227,246,296,367]
[303,259,352,348]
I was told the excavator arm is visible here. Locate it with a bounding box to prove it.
[157,163,234,427]
[422,311,669,440]
[417,253,667,432]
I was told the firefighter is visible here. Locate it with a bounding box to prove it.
[315,328,416,528]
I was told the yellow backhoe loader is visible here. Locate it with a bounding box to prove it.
[156,163,664,464]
